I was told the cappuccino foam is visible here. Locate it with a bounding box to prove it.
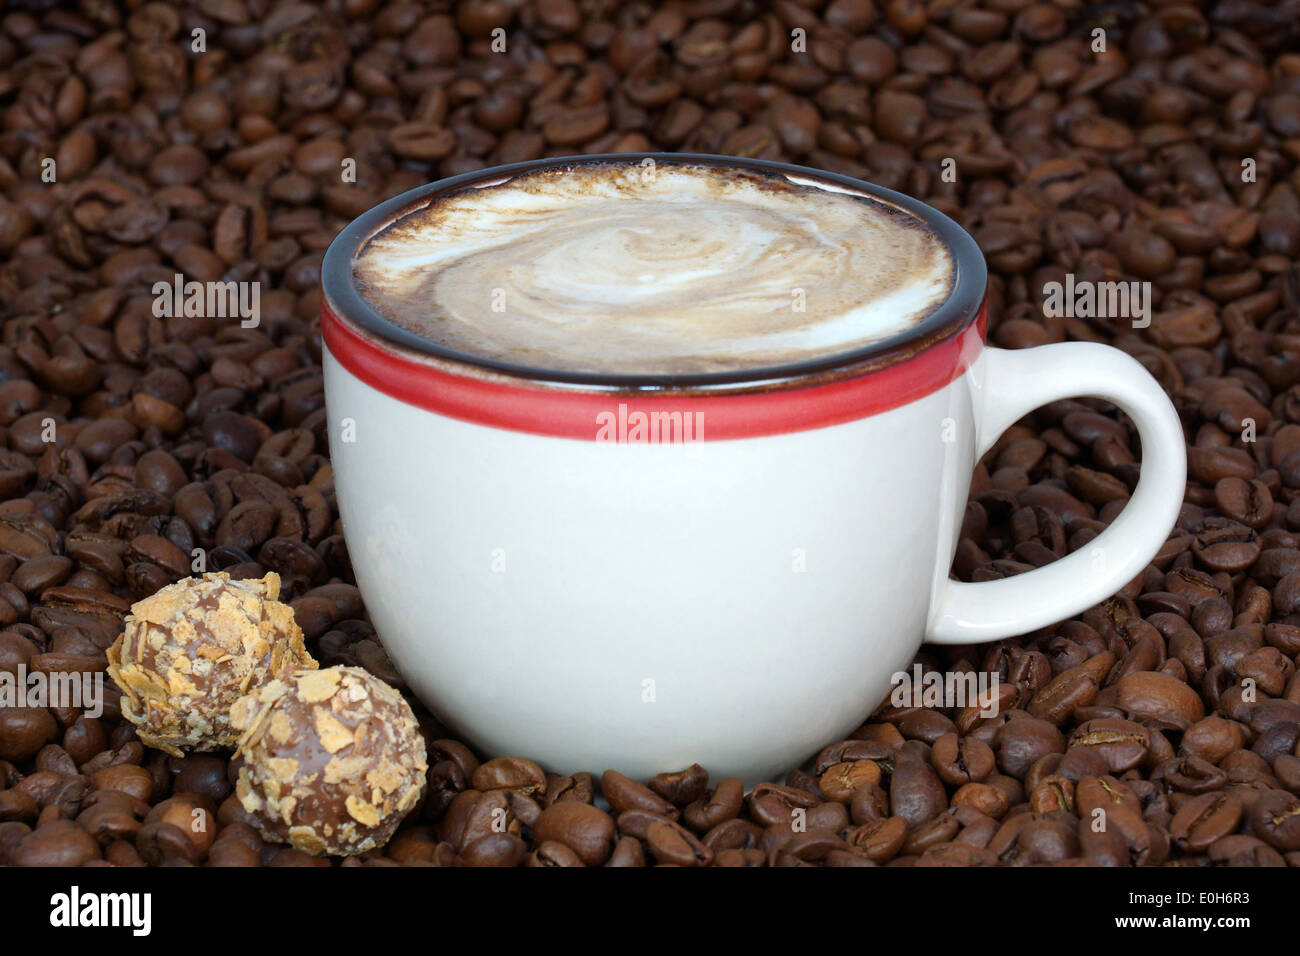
[352,163,955,375]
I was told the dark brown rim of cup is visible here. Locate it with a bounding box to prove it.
[321,152,987,391]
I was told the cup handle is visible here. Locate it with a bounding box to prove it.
[926,342,1187,645]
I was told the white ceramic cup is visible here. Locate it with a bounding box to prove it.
[321,154,1187,785]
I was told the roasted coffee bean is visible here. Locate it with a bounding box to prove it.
[890,753,948,826]
[1274,755,1300,792]
[459,790,519,849]
[930,732,995,785]
[1216,478,1273,529]
[1171,792,1243,851]
[601,770,678,818]
[461,833,527,867]
[748,783,820,828]
[0,789,38,823]
[1116,672,1204,725]
[1027,667,1099,725]
[526,840,584,867]
[682,777,744,832]
[1028,775,1074,814]
[1016,815,1080,864]
[90,763,154,803]
[1181,717,1247,765]
[645,819,713,867]
[1208,834,1286,868]
[208,839,262,867]
[846,816,908,864]
[0,632,37,674]
[700,817,761,855]
[1161,755,1229,795]
[951,782,1011,819]
[12,820,101,866]
[895,708,957,742]
[813,739,892,773]
[0,708,57,762]
[471,757,546,797]
[849,781,891,824]
[532,802,615,866]
[605,836,646,868]
[266,848,331,868]
[996,717,1066,778]
[171,756,233,805]
[543,771,594,807]
[819,760,882,804]
[12,555,74,595]
[138,795,216,863]
[1248,790,1300,852]
[647,764,708,805]
[1068,719,1150,773]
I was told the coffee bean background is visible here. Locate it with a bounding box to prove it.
[1,0,1299,867]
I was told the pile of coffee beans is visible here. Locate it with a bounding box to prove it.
[1,0,1300,866]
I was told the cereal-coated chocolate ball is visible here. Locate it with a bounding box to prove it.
[230,666,427,856]
[107,572,317,756]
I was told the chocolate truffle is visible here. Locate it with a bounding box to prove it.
[230,666,427,856]
[107,572,316,757]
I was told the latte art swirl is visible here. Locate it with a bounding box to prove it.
[353,164,955,375]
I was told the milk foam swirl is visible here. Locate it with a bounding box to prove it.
[353,164,955,375]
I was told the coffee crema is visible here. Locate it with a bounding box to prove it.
[352,163,955,375]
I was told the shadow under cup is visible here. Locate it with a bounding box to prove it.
[319,153,1000,785]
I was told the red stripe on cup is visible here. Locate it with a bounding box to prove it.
[321,301,987,441]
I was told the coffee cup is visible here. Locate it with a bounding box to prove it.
[321,153,1186,784]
